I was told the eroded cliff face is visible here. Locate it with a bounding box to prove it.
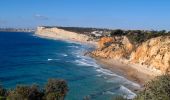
[36,27,96,44]
[130,36,170,74]
[90,36,134,59]
[90,36,170,74]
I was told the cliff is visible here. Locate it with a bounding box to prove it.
[90,36,134,59]
[90,36,170,74]
[36,27,97,45]
[130,36,170,74]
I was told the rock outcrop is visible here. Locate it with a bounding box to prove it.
[90,36,134,59]
[90,36,170,74]
[130,36,170,74]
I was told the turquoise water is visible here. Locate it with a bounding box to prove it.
[0,32,139,100]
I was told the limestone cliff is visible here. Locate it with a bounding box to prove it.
[130,36,170,74]
[90,36,170,74]
[90,36,134,59]
[36,27,96,44]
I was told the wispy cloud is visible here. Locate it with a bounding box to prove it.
[34,14,49,20]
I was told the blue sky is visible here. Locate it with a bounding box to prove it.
[0,0,170,30]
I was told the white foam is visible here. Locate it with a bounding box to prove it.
[32,34,38,37]
[62,54,68,57]
[75,60,92,66]
[96,68,117,76]
[96,74,102,77]
[55,53,68,57]
[95,67,140,88]
[47,59,59,61]
[104,91,115,95]
[119,85,137,99]
[47,59,53,61]
[68,45,79,49]
[74,58,99,67]
[73,49,100,67]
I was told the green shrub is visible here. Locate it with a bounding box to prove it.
[0,86,7,97]
[0,79,68,100]
[7,85,44,100]
[112,95,128,100]
[110,29,124,36]
[45,79,68,100]
[0,96,6,100]
[135,75,170,100]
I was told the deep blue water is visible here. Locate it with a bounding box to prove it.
[0,32,140,100]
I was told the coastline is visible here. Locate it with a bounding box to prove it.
[35,32,162,89]
[35,33,97,47]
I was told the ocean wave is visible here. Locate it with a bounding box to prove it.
[55,53,68,57]
[47,59,60,61]
[103,85,137,99]
[67,45,79,49]
[106,76,140,88]
[61,54,68,57]
[32,34,38,37]
[74,59,99,67]
[74,55,99,68]
[119,85,137,99]
[95,67,140,88]
[47,59,53,61]
[96,68,117,76]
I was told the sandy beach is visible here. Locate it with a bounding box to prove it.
[93,57,162,87]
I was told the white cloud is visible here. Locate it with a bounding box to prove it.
[34,14,49,20]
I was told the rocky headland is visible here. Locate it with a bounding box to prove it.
[89,35,170,84]
[36,26,170,85]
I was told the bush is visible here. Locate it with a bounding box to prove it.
[8,85,44,100]
[135,75,170,100]
[1,78,69,100]
[0,96,6,100]
[45,79,68,100]
[110,29,124,36]
[0,86,7,97]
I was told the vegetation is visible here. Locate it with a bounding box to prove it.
[110,29,125,36]
[109,29,170,44]
[42,26,170,44]
[45,79,68,100]
[0,79,68,100]
[112,95,128,100]
[134,75,170,100]
[42,26,110,34]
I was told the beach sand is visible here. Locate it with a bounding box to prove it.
[93,57,161,87]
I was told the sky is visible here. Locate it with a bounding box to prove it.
[0,0,170,30]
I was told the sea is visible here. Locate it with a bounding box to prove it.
[0,32,140,100]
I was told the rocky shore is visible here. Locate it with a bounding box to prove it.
[35,26,170,86]
[89,36,170,85]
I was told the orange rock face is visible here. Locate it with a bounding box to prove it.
[98,37,114,49]
[91,36,134,59]
[130,36,170,74]
[91,36,170,74]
